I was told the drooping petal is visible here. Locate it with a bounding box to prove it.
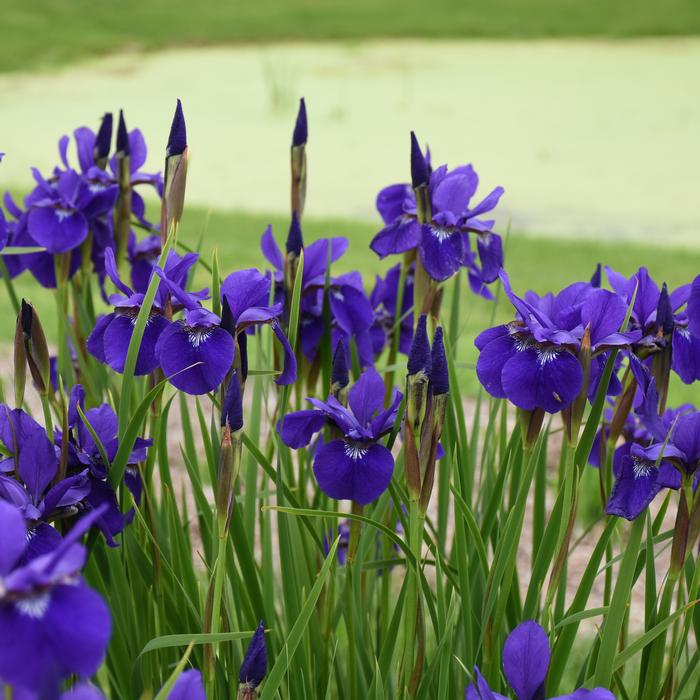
[476,233,503,283]
[501,347,582,414]
[687,275,700,337]
[156,322,234,395]
[102,312,170,375]
[313,440,394,505]
[27,207,88,254]
[330,284,375,335]
[45,583,111,679]
[476,327,519,399]
[280,409,326,448]
[502,620,550,700]
[370,218,421,258]
[671,327,700,384]
[0,500,27,576]
[670,412,700,465]
[606,452,664,520]
[271,321,297,385]
[419,225,464,282]
[549,690,616,700]
[261,225,283,272]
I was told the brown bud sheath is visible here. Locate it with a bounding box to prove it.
[17,300,51,397]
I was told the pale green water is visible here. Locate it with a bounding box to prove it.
[1,39,698,244]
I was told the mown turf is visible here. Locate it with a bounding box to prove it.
[4,0,700,72]
[4,205,699,403]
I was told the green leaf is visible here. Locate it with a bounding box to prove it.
[139,631,257,658]
[259,536,338,700]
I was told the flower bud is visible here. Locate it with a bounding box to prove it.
[655,282,674,336]
[290,98,307,217]
[16,299,51,398]
[161,99,189,244]
[221,370,244,433]
[331,339,349,398]
[93,112,113,169]
[114,110,132,264]
[285,212,304,256]
[410,131,429,189]
[238,621,267,698]
[590,262,602,288]
[429,327,449,396]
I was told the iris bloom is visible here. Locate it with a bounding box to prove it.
[465,620,614,700]
[280,367,402,504]
[476,271,636,414]
[220,268,297,386]
[88,247,203,376]
[606,366,699,520]
[0,501,111,694]
[606,266,700,384]
[370,139,504,284]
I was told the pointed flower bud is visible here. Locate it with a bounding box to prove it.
[429,327,449,395]
[410,131,429,189]
[656,282,674,335]
[285,212,304,255]
[407,314,430,376]
[166,98,187,157]
[16,299,51,397]
[331,340,349,389]
[292,98,307,147]
[590,262,602,288]
[222,370,244,432]
[116,110,129,156]
[94,112,113,164]
[239,621,267,690]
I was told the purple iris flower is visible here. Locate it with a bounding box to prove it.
[260,224,348,302]
[88,247,202,376]
[0,502,111,695]
[153,270,234,395]
[25,167,118,255]
[105,122,163,224]
[220,268,297,386]
[475,271,637,414]
[465,620,615,700]
[0,406,89,559]
[280,368,402,504]
[606,266,700,384]
[606,366,699,520]
[371,141,504,284]
[369,263,414,357]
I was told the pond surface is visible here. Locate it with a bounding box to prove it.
[1,39,698,244]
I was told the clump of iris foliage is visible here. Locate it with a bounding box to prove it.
[0,97,699,700]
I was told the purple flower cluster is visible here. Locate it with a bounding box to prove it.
[1,112,162,288]
[371,132,504,291]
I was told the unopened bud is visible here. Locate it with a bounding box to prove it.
[94,112,113,168]
[16,300,51,397]
[290,98,308,217]
[161,99,189,243]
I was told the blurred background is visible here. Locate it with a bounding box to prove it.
[1,0,699,398]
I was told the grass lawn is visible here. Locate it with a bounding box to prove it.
[4,0,700,73]
[5,205,699,404]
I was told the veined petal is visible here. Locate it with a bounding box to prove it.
[370,218,421,258]
[27,207,88,254]
[348,367,385,425]
[313,440,394,504]
[501,347,582,414]
[419,225,464,282]
[156,322,234,395]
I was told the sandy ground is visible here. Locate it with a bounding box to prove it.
[0,39,699,245]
